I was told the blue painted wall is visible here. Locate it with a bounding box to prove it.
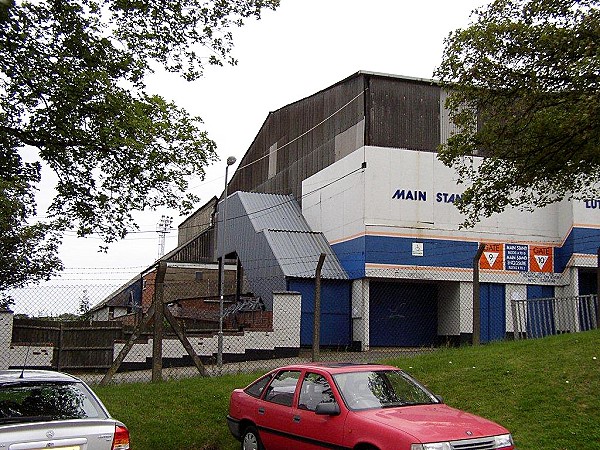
[333,227,599,277]
[555,227,600,273]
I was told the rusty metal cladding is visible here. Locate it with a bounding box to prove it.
[368,76,441,151]
[226,72,443,208]
[177,197,217,246]
[439,89,459,146]
[166,228,215,263]
[228,74,366,204]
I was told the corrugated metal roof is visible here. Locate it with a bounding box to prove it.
[237,191,312,233]
[263,230,347,279]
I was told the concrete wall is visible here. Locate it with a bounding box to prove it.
[0,310,54,369]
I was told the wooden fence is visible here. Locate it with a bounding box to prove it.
[12,319,126,371]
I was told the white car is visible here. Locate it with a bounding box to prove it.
[0,369,129,450]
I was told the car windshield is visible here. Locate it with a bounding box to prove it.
[0,381,106,423]
[333,370,439,411]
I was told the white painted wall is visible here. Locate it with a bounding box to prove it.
[5,346,53,369]
[304,146,587,246]
[0,311,54,370]
[351,279,370,350]
[437,282,461,336]
[573,186,600,225]
[302,147,366,240]
[459,282,474,334]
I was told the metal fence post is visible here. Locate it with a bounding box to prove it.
[596,247,600,328]
[152,261,167,382]
[312,253,326,362]
[56,322,63,371]
[473,243,486,346]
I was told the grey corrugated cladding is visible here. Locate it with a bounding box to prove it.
[220,191,346,279]
[263,229,347,279]
[239,191,312,233]
[217,191,347,308]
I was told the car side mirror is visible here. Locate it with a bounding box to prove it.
[435,395,444,403]
[315,402,340,416]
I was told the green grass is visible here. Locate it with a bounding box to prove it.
[94,329,600,450]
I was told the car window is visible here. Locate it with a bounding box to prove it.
[245,373,273,399]
[298,372,335,411]
[333,370,437,410]
[0,382,106,422]
[263,370,300,407]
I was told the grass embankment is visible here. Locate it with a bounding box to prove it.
[94,329,600,450]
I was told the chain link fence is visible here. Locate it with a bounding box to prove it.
[2,249,598,385]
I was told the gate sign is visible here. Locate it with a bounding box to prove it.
[530,246,553,272]
[505,244,528,271]
[480,243,503,270]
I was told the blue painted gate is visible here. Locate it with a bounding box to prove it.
[578,270,598,331]
[288,279,351,347]
[526,285,555,338]
[480,283,506,343]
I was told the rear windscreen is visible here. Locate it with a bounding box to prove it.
[0,382,106,422]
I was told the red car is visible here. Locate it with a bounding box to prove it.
[227,363,515,450]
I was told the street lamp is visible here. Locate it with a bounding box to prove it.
[156,215,173,258]
[217,156,236,369]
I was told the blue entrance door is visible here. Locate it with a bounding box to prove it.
[480,283,506,343]
[369,282,438,347]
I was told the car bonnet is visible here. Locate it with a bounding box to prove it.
[353,403,509,443]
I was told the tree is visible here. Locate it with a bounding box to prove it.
[78,289,91,319]
[0,0,279,295]
[435,0,600,227]
[1,147,63,303]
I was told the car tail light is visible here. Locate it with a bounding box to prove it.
[112,424,130,450]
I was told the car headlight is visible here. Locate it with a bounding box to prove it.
[411,434,514,450]
[493,434,514,448]
[410,444,451,450]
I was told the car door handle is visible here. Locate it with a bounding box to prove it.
[293,415,301,423]
[258,408,265,415]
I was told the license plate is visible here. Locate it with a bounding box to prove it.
[34,447,80,450]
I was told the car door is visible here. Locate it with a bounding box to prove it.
[291,371,346,449]
[254,369,301,450]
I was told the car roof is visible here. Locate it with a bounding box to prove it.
[270,362,400,375]
[0,370,81,384]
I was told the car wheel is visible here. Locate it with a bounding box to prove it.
[242,425,263,450]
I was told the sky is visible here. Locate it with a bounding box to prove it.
[13,0,492,314]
